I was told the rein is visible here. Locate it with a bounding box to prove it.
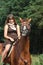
[5,38,19,59]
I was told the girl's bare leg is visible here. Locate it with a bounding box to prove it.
[1,44,11,63]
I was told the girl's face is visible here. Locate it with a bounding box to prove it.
[9,17,14,24]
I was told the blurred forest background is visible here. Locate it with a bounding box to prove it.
[0,0,43,54]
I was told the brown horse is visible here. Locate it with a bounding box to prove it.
[0,18,31,65]
[17,18,31,65]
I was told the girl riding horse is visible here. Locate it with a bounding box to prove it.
[0,14,21,64]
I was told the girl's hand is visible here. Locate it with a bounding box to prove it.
[18,36,21,39]
[10,37,14,42]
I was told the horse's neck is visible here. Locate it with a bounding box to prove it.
[23,36,30,51]
[20,36,30,58]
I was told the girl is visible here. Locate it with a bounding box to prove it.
[1,14,21,62]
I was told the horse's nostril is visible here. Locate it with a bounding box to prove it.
[24,60,28,65]
[24,60,28,63]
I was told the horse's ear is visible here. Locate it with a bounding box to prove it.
[28,18,32,23]
[19,18,23,22]
[27,18,32,23]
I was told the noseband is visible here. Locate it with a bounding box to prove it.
[20,24,31,36]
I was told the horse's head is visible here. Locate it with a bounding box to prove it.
[20,18,31,36]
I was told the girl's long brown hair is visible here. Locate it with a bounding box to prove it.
[5,14,17,25]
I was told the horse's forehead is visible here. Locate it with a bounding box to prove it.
[21,22,28,26]
[20,19,30,26]
[23,19,28,22]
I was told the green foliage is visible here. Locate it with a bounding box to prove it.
[31,54,43,65]
[0,0,43,27]
[39,54,43,65]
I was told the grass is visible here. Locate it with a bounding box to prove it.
[31,54,43,65]
[0,54,43,65]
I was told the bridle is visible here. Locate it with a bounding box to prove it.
[20,23,31,37]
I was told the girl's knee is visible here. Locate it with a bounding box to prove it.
[5,44,11,51]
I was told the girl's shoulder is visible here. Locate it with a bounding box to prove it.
[17,24,20,26]
[16,24,20,29]
[4,24,8,27]
[17,24,20,27]
[4,24,8,30]
[4,24,9,29]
